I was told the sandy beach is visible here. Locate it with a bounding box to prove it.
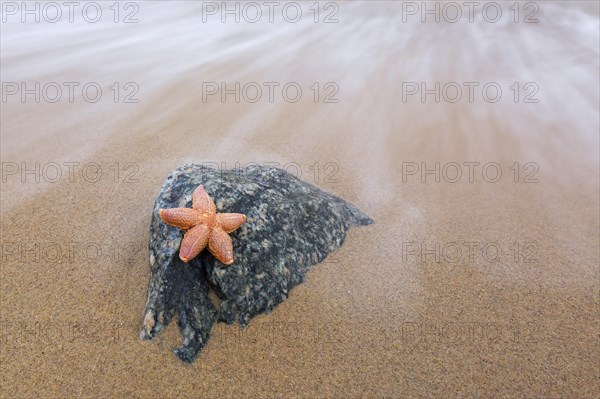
[1,1,599,397]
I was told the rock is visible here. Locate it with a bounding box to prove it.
[140,164,373,363]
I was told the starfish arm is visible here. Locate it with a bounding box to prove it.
[216,213,247,233]
[160,208,200,230]
[208,227,234,265]
[179,224,210,262]
[192,185,216,215]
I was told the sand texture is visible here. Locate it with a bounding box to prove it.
[1,1,599,398]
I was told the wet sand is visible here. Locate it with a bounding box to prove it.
[1,1,599,398]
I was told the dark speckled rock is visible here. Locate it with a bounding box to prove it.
[140,164,373,363]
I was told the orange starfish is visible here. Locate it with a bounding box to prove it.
[159,185,246,265]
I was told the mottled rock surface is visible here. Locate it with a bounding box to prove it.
[140,164,373,362]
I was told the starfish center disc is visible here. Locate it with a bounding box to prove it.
[199,213,216,228]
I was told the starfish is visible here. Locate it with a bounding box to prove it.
[159,185,246,265]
